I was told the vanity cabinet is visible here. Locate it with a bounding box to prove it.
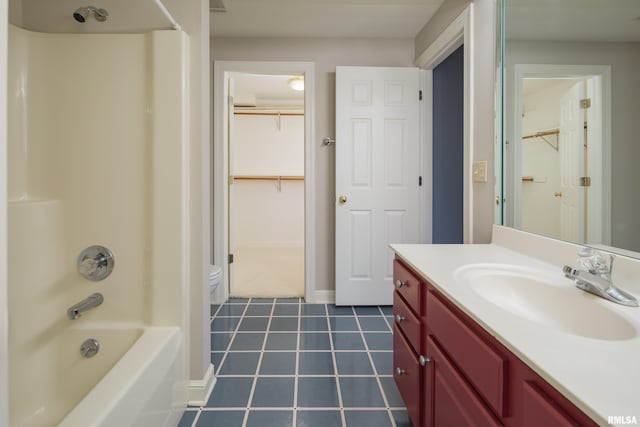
[392,257,598,427]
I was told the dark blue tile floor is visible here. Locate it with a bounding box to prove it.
[180,298,411,427]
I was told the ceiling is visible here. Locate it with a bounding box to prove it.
[15,0,175,33]
[522,78,581,97]
[506,0,640,42]
[210,0,445,38]
[233,74,304,107]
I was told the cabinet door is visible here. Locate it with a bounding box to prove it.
[425,336,503,427]
[393,324,422,427]
[393,290,422,353]
[393,259,423,315]
[522,381,582,427]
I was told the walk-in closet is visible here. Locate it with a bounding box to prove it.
[229,74,305,298]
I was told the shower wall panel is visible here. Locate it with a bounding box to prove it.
[8,25,188,427]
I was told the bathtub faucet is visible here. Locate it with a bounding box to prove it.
[67,293,104,320]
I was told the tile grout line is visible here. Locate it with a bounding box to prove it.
[241,298,266,427]
[374,306,398,427]
[328,304,353,427]
[198,300,403,427]
[292,298,302,426]
[352,309,398,427]
[208,300,251,401]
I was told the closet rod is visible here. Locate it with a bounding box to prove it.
[234,112,304,117]
[233,175,304,181]
[522,129,560,140]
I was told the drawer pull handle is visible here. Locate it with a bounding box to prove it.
[419,355,431,366]
[395,314,405,323]
[395,279,407,289]
[396,367,406,376]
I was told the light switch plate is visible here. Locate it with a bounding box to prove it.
[472,160,488,183]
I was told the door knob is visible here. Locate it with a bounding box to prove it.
[338,195,347,204]
[554,192,563,198]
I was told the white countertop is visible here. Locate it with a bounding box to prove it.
[391,229,640,426]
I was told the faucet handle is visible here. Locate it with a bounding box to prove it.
[577,247,614,275]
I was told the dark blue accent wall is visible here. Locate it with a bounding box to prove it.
[432,45,464,243]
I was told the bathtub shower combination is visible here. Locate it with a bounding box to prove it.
[7,8,189,427]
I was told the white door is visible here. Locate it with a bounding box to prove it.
[559,82,585,242]
[227,78,236,293]
[335,66,421,306]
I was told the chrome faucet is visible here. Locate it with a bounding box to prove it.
[67,293,104,320]
[563,248,638,307]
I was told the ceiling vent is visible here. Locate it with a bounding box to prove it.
[210,0,227,13]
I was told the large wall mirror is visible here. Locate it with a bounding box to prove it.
[499,0,640,257]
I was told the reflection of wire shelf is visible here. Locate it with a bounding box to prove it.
[522,128,559,151]
[521,176,547,183]
[232,175,304,192]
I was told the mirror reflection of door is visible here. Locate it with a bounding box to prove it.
[518,76,601,244]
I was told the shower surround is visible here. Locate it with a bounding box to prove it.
[7,25,189,426]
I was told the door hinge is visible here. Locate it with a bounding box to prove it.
[228,254,234,264]
[418,176,423,187]
[580,98,591,109]
[580,177,592,187]
[419,90,423,101]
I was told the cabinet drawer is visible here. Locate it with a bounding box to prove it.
[427,290,507,417]
[393,291,421,354]
[393,259,422,315]
[393,324,422,427]
[428,336,503,427]
[522,381,582,427]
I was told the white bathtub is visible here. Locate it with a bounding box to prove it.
[59,327,184,427]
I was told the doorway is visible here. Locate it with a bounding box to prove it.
[229,74,305,297]
[213,61,316,303]
[432,45,464,243]
[512,64,611,245]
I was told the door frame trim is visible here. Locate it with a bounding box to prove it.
[0,1,9,424]
[213,60,316,302]
[416,5,474,243]
[512,64,611,245]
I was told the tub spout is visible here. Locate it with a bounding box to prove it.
[67,293,104,320]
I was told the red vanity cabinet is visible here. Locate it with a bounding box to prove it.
[392,257,599,427]
[425,335,502,427]
[392,260,424,427]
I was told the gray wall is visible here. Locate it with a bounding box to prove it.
[415,0,497,244]
[211,37,415,292]
[505,40,640,251]
[415,0,469,58]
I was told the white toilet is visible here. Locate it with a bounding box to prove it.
[209,265,222,303]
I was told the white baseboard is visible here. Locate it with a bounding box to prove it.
[311,290,335,304]
[187,363,216,407]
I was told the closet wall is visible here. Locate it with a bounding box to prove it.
[520,79,577,238]
[231,112,305,297]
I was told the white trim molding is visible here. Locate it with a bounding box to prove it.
[187,363,216,407]
[0,0,9,425]
[419,69,433,244]
[213,61,316,303]
[312,290,336,304]
[416,6,474,243]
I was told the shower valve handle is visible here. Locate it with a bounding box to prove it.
[78,246,115,281]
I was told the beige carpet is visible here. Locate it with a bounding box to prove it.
[230,246,305,298]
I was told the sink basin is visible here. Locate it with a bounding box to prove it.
[454,264,637,341]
